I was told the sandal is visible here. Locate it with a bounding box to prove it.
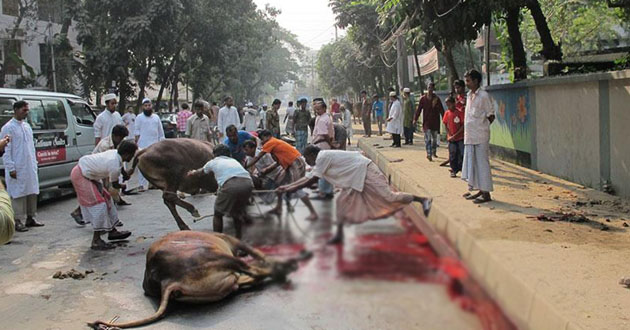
[91,242,115,250]
[473,195,492,204]
[108,230,131,240]
[465,192,482,200]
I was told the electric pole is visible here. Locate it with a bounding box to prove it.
[48,17,57,92]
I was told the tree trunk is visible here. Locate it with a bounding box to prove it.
[155,52,181,112]
[412,41,425,94]
[118,76,127,114]
[135,58,154,110]
[526,0,562,61]
[506,6,528,80]
[441,43,459,91]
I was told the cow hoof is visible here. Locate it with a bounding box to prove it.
[191,210,201,218]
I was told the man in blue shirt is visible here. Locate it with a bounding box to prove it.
[372,94,385,136]
[223,125,256,164]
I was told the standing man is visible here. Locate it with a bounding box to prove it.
[1,101,42,232]
[293,98,311,154]
[186,101,212,142]
[94,93,123,145]
[413,82,444,161]
[266,99,281,138]
[402,88,415,145]
[311,99,335,199]
[258,104,268,129]
[454,79,467,113]
[283,101,296,136]
[462,69,495,204]
[176,103,192,137]
[121,106,136,138]
[372,94,384,136]
[209,102,220,128]
[134,98,165,190]
[360,90,372,137]
[386,92,402,148]
[242,102,259,132]
[218,96,241,138]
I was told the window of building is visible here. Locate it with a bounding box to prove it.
[37,0,63,24]
[3,40,22,75]
[2,0,19,16]
[39,43,51,76]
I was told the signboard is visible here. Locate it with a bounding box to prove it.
[34,132,67,164]
[408,46,440,78]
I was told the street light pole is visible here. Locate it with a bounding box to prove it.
[48,17,57,92]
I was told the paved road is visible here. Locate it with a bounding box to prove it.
[0,187,481,330]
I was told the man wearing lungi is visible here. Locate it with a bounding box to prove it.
[70,140,137,250]
[277,146,432,244]
[187,144,253,239]
[461,69,495,204]
[247,130,318,221]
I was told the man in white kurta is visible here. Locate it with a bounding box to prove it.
[386,92,403,148]
[0,101,42,232]
[242,103,259,132]
[70,141,137,250]
[121,107,136,137]
[134,98,165,190]
[94,93,123,145]
[217,96,241,138]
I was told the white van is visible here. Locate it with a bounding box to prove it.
[0,88,96,188]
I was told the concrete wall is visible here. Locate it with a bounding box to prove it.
[609,78,630,197]
[482,70,630,197]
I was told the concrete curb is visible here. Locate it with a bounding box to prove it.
[358,138,585,330]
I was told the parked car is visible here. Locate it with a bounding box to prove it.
[0,88,96,188]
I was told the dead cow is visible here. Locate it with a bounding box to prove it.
[127,139,218,230]
[88,231,307,329]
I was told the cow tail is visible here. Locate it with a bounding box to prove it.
[87,283,178,329]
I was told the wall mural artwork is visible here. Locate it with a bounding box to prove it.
[488,88,532,154]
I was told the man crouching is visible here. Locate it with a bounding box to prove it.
[187,144,253,238]
[70,140,137,250]
[277,145,432,244]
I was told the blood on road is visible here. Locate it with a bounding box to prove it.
[0,188,513,330]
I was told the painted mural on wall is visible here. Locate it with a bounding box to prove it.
[488,87,532,154]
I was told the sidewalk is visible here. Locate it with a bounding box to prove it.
[353,126,630,330]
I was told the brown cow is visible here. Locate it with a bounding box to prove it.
[88,231,308,329]
[127,139,218,230]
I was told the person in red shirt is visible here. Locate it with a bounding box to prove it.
[443,96,465,177]
[454,80,467,114]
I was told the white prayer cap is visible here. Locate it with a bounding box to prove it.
[103,93,117,103]
[389,91,397,97]
[262,103,268,107]
[142,98,152,104]
[247,102,253,107]
[403,88,411,93]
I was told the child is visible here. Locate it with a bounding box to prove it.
[442,96,465,178]
[341,105,353,146]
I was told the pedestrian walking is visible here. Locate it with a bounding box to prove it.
[242,102,259,132]
[311,98,335,199]
[259,104,268,129]
[94,94,123,145]
[372,94,384,136]
[134,98,165,191]
[413,82,444,161]
[443,96,465,178]
[284,101,296,136]
[1,101,42,232]
[188,144,254,239]
[361,91,372,137]
[177,103,192,137]
[386,92,402,148]
[224,125,256,165]
[402,88,415,145]
[266,99,281,138]
[293,98,311,154]
[186,101,212,142]
[210,102,220,127]
[218,96,241,138]
[70,141,137,250]
[342,104,353,146]
[462,69,495,204]
[247,130,318,220]
[277,146,432,244]
[121,106,136,138]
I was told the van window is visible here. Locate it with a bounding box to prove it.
[0,97,16,128]
[25,99,68,130]
[69,102,95,126]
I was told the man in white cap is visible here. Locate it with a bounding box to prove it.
[242,102,258,132]
[386,91,402,148]
[402,87,415,145]
[94,93,123,145]
[259,103,268,129]
[134,98,165,190]
[218,96,241,138]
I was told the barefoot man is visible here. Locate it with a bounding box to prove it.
[247,130,318,220]
[277,145,432,244]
